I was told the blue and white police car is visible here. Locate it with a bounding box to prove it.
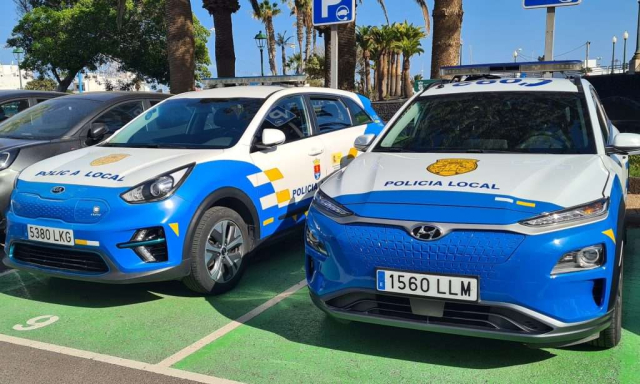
[305,61,640,348]
[2,85,383,294]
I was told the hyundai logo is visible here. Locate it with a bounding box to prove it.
[51,186,65,194]
[410,225,443,241]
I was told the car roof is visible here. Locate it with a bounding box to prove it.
[171,86,363,100]
[0,90,66,99]
[59,91,170,102]
[422,78,580,96]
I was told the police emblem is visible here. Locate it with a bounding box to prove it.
[313,159,321,180]
[427,159,479,177]
[90,154,130,166]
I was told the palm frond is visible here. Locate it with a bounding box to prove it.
[414,0,430,35]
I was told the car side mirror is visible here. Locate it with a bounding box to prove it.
[260,129,286,147]
[609,133,640,155]
[354,134,376,152]
[88,123,108,140]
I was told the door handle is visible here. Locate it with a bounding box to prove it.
[308,148,324,156]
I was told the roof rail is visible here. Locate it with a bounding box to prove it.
[203,75,308,88]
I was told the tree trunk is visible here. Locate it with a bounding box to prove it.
[395,52,402,97]
[364,51,371,94]
[385,51,391,97]
[266,19,278,75]
[431,0,463,79]
[324,28,331,87]
[337,22,356,91]
[166,0,195,93]
[389,53,396,97]
[296,10,305,73]
[305,17,313,63]
[403,57,413,98]
[281,46,287,75]
[380,51,388,99]
[212,9,236,77]
[54,69,79,93]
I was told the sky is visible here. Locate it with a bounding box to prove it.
[0,0,638,80]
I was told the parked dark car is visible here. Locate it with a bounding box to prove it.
[0,91,170,232]
[0,90,67,123]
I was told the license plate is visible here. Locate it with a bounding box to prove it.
[27,225,74,246]
[376,270,478,302]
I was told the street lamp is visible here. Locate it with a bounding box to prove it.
[12,47,24,90]
[459,39,463,65]
[254,31,267,77]
[611,36,617,75]
[513,50,519,63]
[623,31,629,73]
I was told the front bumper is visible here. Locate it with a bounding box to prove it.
[3,182,197,283]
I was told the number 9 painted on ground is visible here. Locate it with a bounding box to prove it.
[13,315,59,331]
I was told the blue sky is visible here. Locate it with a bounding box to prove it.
[0,0,638,79]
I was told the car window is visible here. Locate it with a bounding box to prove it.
[375,92,596,155]
[0,98,100,139]
[93,101,145,133]
[590,88,610,144]
[149,99,163,107]
[105,98,263,149]
[36,98,51,104]
[259,96,311,143]
[342,97,373,125]
[0,99,30,123]
[310,98,352,132]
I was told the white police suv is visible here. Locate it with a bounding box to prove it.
[305,61,640,348]
[3,85,384,294]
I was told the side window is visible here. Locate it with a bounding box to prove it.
[342,97,373,125]
[0,99,30,122]
[259,96,310,143]
[310,98,352,132]
[36,98,51,104]
[93,101,145,133]
[149,99,162,107]
[590,88,610,145]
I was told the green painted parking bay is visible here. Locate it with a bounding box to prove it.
[175,231,640,383]
[0,239,305,364]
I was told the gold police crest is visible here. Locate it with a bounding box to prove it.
[90,154,130,166]
[427,159,479,177]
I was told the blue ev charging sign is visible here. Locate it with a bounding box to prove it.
[523,0,581,9]
[313,0,356,26]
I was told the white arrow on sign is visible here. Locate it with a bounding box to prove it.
[321,0,342,18]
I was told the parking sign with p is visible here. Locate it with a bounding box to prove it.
[313,0,356,26]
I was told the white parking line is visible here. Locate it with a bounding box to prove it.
[157,279,308,368]
[0,334,242,384]
[0,269,16,278]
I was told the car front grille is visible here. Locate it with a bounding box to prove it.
[12,193,109,224]
[325,292,552,335]
[342,225,525,288]
[12,243,109,274]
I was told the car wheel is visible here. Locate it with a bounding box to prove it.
[590,266,623,349]
[183,207,250,295]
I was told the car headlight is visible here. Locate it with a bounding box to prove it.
[552,245,604,274]
[312,190,353,217]
[121,164,193,203]
[519,198,608,227]
[0,149,19,171]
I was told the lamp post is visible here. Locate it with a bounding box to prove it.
[12,47,24,90]
[459,39,463,66]
[611,36,617,75]
[623,31,629,72]
[254,31,267,77]
[513,50,519,63]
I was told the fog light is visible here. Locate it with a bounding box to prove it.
[552,245,604,275]
[117,227,168,263]
[305,226,327,255]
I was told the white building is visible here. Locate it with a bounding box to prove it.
[0,64,34,90]
[69,63,155,93]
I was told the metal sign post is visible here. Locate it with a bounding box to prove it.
[313,0,356,89]
[544,7,556,61]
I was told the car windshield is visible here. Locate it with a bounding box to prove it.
[104,97,264,149]
[374,92,596,155]
[0,98,99,140]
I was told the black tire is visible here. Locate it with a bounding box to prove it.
[183,206,251,295]
[590,267,623,349]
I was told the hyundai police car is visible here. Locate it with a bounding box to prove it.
[2,85,383,294]
[305,61,640,348]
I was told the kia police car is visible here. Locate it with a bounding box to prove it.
[305,61,640,348]
[3,85,383,294]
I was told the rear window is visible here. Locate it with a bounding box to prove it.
[343,97,373,125]
[375,92,595,155]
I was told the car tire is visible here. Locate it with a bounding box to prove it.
[183,206,251,295]
[590,267,623,349]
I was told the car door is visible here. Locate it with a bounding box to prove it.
[591,87,628,195]
[82,100,146,146]
[250,94,326,228]
[0,98,30,123]
[309,95,369,173]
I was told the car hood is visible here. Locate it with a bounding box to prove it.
[322,152,610,215]
[19,146,225,188]
[0,137,49,151]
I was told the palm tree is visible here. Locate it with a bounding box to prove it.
[430,0,463,79]
[167,0,196,93]
[283,0,307,72]
[287,53,302,74]
[276,32,292,75]
[356,26,374,94]
[398,23,426,98]
[251,0,281,76]
[203,0,241,78]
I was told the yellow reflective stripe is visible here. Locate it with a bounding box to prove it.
[276,190,291,204]
[602,229,616,244]
[169,223,179,237]
[516,201,536,208]
[348,148,358,158]
[263,218,274,226]
[75,239,87,245]
[264,168,284,182]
